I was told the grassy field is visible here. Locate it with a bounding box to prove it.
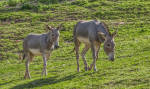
[0,0,150,89]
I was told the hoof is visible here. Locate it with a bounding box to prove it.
[42,71,47,76]
[24,75,31,79]
[85,67,88,71]
[94,68,97,72]
[24,72,31,79]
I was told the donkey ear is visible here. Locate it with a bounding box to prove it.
[46,25,52,30]
[56,23,63,30]
[45,25,53,32]
[98,32,106,40]
[48,26,53,30]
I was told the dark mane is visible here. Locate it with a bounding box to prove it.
[101,21,111,36]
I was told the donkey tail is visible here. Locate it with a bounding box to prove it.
[71,22,78,54]
[73,21,81,40]
[18,50,25,62]
[22,53,25,61]
[71,21,81,54]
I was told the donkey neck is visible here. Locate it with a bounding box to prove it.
[96,22,111,43]
[45,33,54,50]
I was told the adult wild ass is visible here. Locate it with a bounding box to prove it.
[73,20,117,72]
[23,24,61,79]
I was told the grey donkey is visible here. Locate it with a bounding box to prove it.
[73,20,117,72]
[23,24,62,79]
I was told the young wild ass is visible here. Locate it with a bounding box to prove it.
[23,24,61,79]
[73,20,117,72]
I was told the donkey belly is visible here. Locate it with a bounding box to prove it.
[77,36,90,44]
[29,49,41,55]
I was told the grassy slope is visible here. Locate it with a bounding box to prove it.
[0,0,150,89]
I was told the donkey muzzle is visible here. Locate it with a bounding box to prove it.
[108,52,115,61]
[110,57,114,61]
[54,45,60,49]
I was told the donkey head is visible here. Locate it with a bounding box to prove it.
[46,24,62,49]
[98,30,117,61]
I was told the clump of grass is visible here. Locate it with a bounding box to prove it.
[38,0,62,4]
[21,2,41,12]
[71,0,88,6]
[7,0,18,7]
[21,3,33,10]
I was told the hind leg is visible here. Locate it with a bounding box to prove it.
[75,39,80,72]
[89,43,97,71]
[81,44,89,71]
[24,53,33,79]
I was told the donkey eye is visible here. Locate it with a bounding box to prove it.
[107,44,110,47]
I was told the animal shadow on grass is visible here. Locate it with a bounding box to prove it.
[0,80,14,86]
[103,77,150,87]
[10,73,78,89]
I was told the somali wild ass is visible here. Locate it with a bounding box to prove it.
[73,20,117,72]
[23,24,61,79]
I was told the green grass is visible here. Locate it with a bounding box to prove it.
[0,0,150,89]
